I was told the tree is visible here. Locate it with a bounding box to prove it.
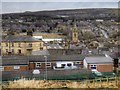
[82,31,95,40]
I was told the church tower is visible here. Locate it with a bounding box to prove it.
[71,24,78,44]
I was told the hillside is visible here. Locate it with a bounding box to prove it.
[2,8,119,20]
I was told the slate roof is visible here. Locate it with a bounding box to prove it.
[84,56,113,64]
[51,55,85,61]
[2,54,85,65]
[32,50,50,55]
[69,44,82,49]
[48,49,82,55]
[28,55,85,62]
[2,56,29,65]
[28,55,51,62]
[2,35,41,42]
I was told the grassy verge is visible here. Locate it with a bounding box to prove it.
[2,79,120,89]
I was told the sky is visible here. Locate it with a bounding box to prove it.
[1,0,120,14]
[1,0,120,2]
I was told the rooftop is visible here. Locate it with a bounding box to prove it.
[2,56,28,65]
[2,35,41,42]
[85,56,113,64]
[47,44,63,49]
[2,54,85,65]
[32,50,50,55]
[48,49,82,55]
[33,32,65,39]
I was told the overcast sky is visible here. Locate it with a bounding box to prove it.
[2,0,120,2]
[1,0,119,14]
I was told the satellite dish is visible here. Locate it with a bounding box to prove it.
[32,69,40,74]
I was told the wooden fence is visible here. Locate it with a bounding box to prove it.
[84,76,120,88]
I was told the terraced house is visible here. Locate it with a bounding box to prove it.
[1,35,46,55]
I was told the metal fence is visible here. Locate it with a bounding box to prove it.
[1,69,120,85]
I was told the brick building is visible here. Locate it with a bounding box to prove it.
[1,55,85,71]
[83,56,113,72]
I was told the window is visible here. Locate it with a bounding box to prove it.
[61,64,66,68]
[90,65,97,69]
[40,47,43,50]
[18,49,21,54]
[91,65,96,67]
[91,65,93,67]
[6,43,8,47]
[94,65,96,67]
[0,66,4,71]
[91,67,96,69]
[36,63,41,68]
[46,63,51,67]
[6,49,8,53]
[75,61,81,64]
[11,43,14,47]
[28,43,32,47]
[67,63,72,67]
[14,66,20,70]
[40,43,42,47]
[12,49,14,54]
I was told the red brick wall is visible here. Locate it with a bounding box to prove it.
[29,63,35,70]
[29,62,56,70]
[4,66,13,71]
[97,64,113,72]
[88,65,90,69]
[87,64,113,72]
[20,66,28,70]
[4,66,28,71]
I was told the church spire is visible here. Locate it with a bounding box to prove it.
[71,23,78,44]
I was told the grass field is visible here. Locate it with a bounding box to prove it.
[2,78,120,89]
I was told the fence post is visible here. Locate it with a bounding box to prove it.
[107,77,109,83]
[100,78,102,87]
[100,78,102,83]
[86,80,88,86]
[115,76,118,86]
[93,79,95,87]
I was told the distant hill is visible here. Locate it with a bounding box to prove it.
[2,8,119,21]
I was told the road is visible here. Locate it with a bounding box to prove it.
[100,29,109,38]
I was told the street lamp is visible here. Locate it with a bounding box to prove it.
[44,55,47,80]
[38,50,49,80]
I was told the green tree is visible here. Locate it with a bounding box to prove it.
[82,31,95,40]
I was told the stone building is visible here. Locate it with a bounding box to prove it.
[1,35,45,55]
